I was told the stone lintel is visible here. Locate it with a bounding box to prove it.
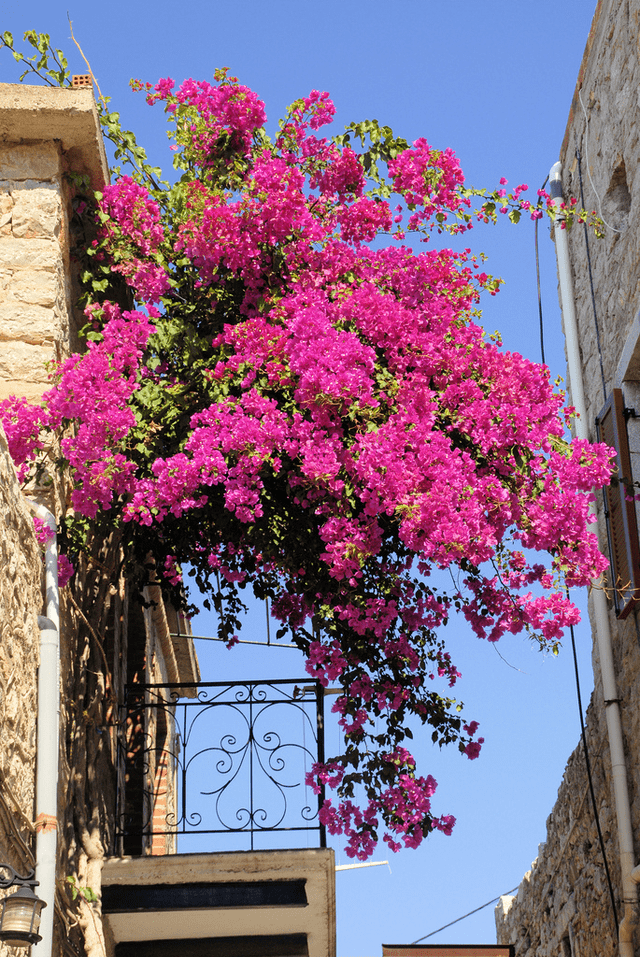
[0,83,108,187]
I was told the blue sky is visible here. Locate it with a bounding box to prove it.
[2,2,601,954]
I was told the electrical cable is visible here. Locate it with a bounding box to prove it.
[407,607,620,947]
[576,148,608,402]
[577,88,621,235]
[568,609,619,934]
[178,633,299,649]
[410,886,519,944]
[534,175,549,366]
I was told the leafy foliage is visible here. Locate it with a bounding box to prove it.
[1,30,70,86]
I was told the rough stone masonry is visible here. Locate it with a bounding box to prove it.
[0,83,107,404]
[496,1,640,955]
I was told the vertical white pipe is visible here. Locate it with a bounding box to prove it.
[549,161,638,956]
[27,502,59,957]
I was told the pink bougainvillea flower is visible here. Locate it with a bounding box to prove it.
[0,70,611,860]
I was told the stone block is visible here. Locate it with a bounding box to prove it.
[0,301,58,344]
[0,339,54,382]
[0,380,48,404]
[0,83,108,187]
[3,270,58,309]
[0,193,10,236]
[11,187,62,240]
[0,142,60,182]
[0,237,60,270]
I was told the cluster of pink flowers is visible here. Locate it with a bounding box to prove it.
[461,721,485,760]
[0,396,48,481]
[0,73,614,860]
[306,760,345,794]
[32,515,54,548]
[57,554,75,589]
[42,303,155,517]
[147,72,267,168]
[389,139,469,233]
[316,763,456,859]
[101,176,165,254]
[163,555,183,586]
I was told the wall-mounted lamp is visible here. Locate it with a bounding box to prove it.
[0,865,46,947]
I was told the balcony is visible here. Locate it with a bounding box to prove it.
[103,678,335,957]
[102,849,335,957]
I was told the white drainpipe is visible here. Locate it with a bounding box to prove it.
[27,501,60,957]
[550,161,638,956]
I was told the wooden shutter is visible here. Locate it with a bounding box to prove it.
[596,388,640,618]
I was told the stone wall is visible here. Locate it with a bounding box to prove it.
[0,83,109,954]
[558,0,640,431]
[0,423,41,874]
[0,83,108,403]
[496,1,640,954]
[0,140,72,402]
[496,703,619,957]
[0,84,207,957]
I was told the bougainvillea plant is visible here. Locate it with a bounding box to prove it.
[0,32,611,859]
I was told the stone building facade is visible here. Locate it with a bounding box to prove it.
[0,82,201,955]
[496,1,640,955]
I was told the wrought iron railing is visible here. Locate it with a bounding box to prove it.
[115,679,326,854]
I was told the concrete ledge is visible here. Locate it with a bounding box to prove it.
[102,848,335,888]
[0,83,108,186]
[102,849,336,957]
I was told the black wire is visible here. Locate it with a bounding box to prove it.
[535,175,549,366]
[410,886,519,944]
[542,154,616,932]
[408,614,620,946]
[576,148,607,401]
[537,166,618,932]
[405,179,617,947]
[568,611,619,934]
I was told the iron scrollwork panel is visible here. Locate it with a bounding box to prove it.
[116,679,325,851]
